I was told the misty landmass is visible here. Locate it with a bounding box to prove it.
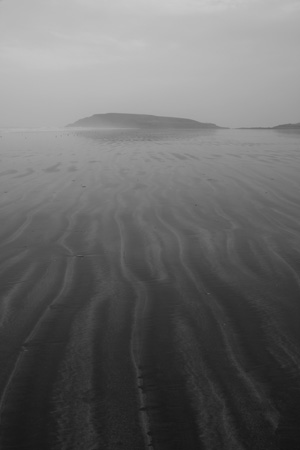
[238,122,300,130]
[66,113,222,129]
[273,122,300,129]
[66,114,300,130]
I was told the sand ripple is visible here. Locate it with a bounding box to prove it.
[0,128,300,449]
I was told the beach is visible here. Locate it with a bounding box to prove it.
[0,128,300,449]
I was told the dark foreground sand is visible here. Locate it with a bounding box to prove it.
[0,128,300,449]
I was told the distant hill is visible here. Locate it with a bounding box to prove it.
[273,123,300,129]
[238,122,300,130]
[66,113,221,129]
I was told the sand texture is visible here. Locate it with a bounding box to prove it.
[0,128,300,449]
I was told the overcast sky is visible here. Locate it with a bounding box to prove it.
[0,0,299,128]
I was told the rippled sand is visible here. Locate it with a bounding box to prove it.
[0,128,300,449]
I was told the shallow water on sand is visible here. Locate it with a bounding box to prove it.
[0,127,300,449]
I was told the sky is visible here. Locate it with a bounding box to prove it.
[0,0,299,128]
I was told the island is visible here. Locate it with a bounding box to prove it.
[238,122,300,130]
[66,113,222,129]
[273,122,300,129]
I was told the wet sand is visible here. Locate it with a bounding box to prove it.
[0,128,300,449]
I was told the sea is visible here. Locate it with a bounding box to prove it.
[0,127,300,449]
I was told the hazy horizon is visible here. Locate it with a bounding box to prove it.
[1,0,299,129]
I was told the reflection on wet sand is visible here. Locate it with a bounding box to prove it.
[0,128,300,449]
